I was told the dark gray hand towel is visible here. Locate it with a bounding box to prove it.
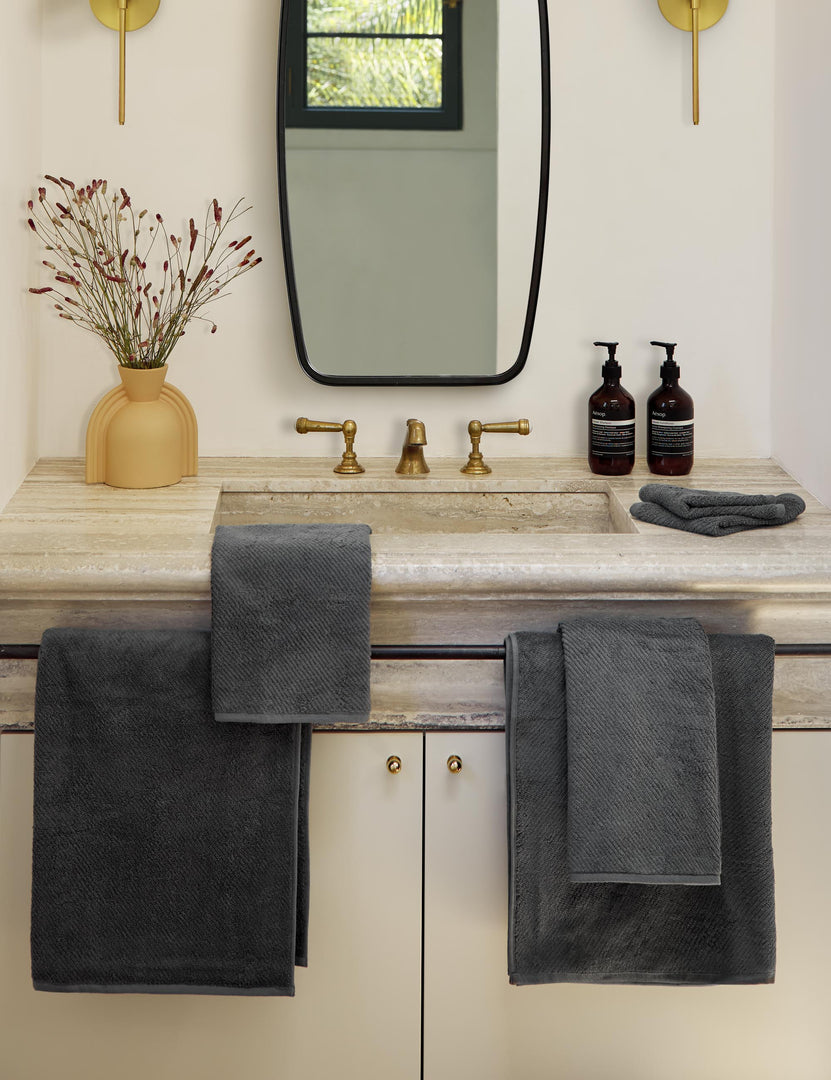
[631,484,805,536]
[506,629,776,986]
[560,617,721,885]
[31,628,311,995]
[211,523,371,724]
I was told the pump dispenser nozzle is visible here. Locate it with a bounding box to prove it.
[650,340,677,359]
[594,340,621,378]
[650,340,680,380]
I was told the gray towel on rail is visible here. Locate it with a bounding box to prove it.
[211,523,371,724]
[630,484,806,536]
[31,628,311,995]
[505,629,776,986]
[559,616,721,885]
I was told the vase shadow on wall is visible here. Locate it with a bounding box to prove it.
[85,365,198,488]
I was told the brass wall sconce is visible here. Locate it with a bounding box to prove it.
[90,0,160,125]
[658,0,728,125]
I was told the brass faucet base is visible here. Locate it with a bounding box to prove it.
[460,454,492,477]
[334,455,365,476]
[395,451,430,476]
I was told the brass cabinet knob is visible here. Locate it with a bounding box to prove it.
[447,755,463,774]
[386,755,402,775]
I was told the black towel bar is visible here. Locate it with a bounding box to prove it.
[1,643,830,662]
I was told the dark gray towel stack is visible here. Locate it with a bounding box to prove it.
[630,484,805,536]
[31,628,311,996]
[559,617,721,885]
[505,626,776,986]
[211,523,372,724]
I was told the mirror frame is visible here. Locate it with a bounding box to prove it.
[276,0,551,387]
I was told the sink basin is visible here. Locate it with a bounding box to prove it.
[218,490,635,534]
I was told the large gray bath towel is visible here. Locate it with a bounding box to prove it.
[505,629,776,986]
[630,484,805,536]
[211,523,371,724]
[32,628,311,995]
[559,617,721,885]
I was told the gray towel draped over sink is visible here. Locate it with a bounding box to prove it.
[210,523,372,725]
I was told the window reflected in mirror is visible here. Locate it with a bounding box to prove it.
[285,0,462,128]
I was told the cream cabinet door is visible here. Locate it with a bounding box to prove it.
[0,732,423,1080]
[423,731,831,1080]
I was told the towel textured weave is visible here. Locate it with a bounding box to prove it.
[630,484,805,536]
[506,628,776,986]
[31,628,310,995]
[560,616,721,885]
[211,523,371,724]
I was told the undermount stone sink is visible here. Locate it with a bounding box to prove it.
[217,490,636,535]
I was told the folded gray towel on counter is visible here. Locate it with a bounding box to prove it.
[559,617,721,885]
[31,628,311,995]
[630,484,806,536]
[505,628,776,986]
[211,523,371,724]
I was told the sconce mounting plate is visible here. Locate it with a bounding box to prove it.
[658,0,728,33]
[89,0,160,32]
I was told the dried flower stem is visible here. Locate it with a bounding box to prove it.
[27,176,262,368]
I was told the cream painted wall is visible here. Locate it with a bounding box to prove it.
[772,1,831,507]
[34,1,775,461]
[0,3,40,509]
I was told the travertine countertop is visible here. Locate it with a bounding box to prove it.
[1,456,829,601]
[1,456,829,730]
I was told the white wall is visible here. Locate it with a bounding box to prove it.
[772,1,831,506]
[0,3,40,508]
[33,0,774,461]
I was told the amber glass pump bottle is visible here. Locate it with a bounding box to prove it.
[647,340,694,476]
[588,341,635,476]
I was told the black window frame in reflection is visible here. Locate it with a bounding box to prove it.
[284,0,462,131]
[277,0,551,386]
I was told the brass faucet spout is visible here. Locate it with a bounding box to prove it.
[405,418,427,446]
[395,418,430,475]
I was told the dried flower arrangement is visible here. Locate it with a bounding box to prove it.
[27,176,262,369]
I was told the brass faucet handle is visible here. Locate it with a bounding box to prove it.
[461,419,531,476]
[295,417,365,476]
[480,420,531,436]
[296,417,343,434]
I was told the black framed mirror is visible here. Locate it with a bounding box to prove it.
[277,0,550,386]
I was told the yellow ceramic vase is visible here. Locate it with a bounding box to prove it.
[104,365,184,489]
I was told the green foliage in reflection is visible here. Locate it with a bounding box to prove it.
[307,0,442,35]
[306,0,443,109]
